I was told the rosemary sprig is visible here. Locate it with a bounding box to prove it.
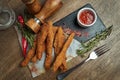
[77,25,113,56]
[16,22,35,47]
[16,10,35,47]
[22,27,35,47]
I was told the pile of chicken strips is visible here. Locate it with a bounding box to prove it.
[21,21,75,72]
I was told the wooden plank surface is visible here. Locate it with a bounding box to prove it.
[0,0,120,80]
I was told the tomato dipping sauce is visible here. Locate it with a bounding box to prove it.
[79,10,95,25]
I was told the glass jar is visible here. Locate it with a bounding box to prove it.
[0,0,16,30]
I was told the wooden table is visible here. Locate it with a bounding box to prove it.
[0,0,120,80]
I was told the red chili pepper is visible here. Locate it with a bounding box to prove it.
[17,15,24,25]
[22,37,28,57]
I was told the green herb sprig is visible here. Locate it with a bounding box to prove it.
[16,10,35,47]
[16,22,35,47]
[77,25,113,56]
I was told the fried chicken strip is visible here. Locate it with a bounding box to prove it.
[53,33,75,72]
[21,41,36,67]
[37,23,48,59]
[31,43,45,63]
[45,21,54,70]
[54,27,65,55]
[54,27,67,71]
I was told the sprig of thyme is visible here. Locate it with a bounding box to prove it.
[77,25,113,56]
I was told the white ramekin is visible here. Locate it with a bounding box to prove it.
[77,7,97,27]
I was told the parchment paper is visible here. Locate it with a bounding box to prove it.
[15,26,83,78]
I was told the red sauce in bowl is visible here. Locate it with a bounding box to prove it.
[79,10,95,25]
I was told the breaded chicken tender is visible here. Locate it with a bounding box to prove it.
[37,23,48,59]
[54,27,65,55]
[45,21,54,70]
[54,27,67,71]
[32,43,45,63]
[53,33,75,72]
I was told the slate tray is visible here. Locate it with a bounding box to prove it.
[54,3,106,42]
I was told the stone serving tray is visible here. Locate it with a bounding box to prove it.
[54,3,106,42]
